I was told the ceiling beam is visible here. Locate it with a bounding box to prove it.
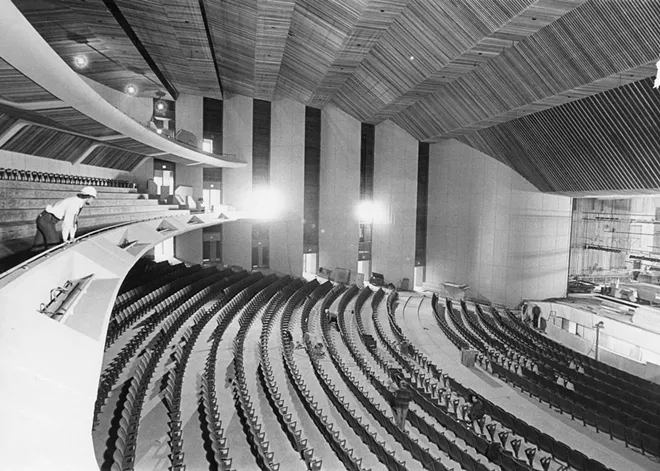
[100,0,179,99]
[198,0,224,99]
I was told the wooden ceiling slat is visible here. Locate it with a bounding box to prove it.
[38,107,118,138]
[275,0,368,103]
[205,0,258,97]
[82,145,144,171]
[109,137,162,155]
[460,77,660,193]
[15,0,165,97]
[0,58,57,103]
[253,0,296,101]
[395,0,660,141]
[3,126,93,163]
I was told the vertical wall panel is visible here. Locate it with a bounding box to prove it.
[222,93,253,269]
[371,120,418,287]
[270,99,305,275]
[175,94,203,147]
[426,139,572,306]
[203,97,223,155]
[303,107,321,254]
[252,99,271,268]
[416,142,429,266]
[359,123,375,263]
[319,104,360,278]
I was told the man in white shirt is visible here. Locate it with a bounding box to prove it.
[32,186,97,251]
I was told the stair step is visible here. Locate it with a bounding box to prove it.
[0,180,136,193]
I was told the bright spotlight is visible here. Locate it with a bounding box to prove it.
[155,100,166,111]
[125,84,138,96]
[73,55,88,69]
[356,200,376,223]
[156,128,163,135]
[248,186,284,220]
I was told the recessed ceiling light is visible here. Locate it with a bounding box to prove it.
[125,84,138,96]
[409,55,414,61]
[73,55,88,69]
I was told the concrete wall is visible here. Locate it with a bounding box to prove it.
[174,228,202,265]
[426,139,572,306]
[130,157,154,194]
[221,93,253,269]
[1,150,133,181]
[372,120,418,287]
[80,75,153,125]
[318,104,361,278]
[175,94,203,148]
[175,164,203,200]
[269,98,305,276]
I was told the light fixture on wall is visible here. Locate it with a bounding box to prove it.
[155,100,166,111]
[125,84,138,96]
[73,55,88,69]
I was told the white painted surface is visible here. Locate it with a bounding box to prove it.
[81,75,153,125]
[426,139,572,306]
[175,228,203,265]
[318,104,360,278]
[269,98,305,276]
[222,93,254,269]
[372,120,418,287]
[0,211,236,471]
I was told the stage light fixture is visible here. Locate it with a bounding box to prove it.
[73,55,88,69]
[155,101,166,111]
[125,84,138,96]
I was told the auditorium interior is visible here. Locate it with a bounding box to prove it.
[2,0,660,470]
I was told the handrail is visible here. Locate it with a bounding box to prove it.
[0,213,179,284]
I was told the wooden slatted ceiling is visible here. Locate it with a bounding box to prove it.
[458,77,660,194]
[109,137,162,155]
[14,0,165,98]
[332,0,580,122]
[393,0,660,141]
[0,58,57,103]
[275,0,369,103]
[205,0,257,97]
[38,108,118,138]
[3,126,93,163]
[0,113,20,136]
[253,0,296,101]
[306,0,411,109]
[113,0,220,97]
[82,145,145,171]
[161,0,221,97]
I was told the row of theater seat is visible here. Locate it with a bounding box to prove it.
[286,282,401,471]
[330,287,462,471]
[0,167,135,188]
[486,308,660,437]
[465,302,660,447]
[426,295,617,471]
[504,308,660,402]
[96,260,627,471]
[463,303,660,459]
[372,293,542,471]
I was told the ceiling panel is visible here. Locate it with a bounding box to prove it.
[3,126,93,162]
[38,107,118,138]
[0,58,57,103]
[82,145,146,171]
[458,77,660,193]
[14,0,166,97]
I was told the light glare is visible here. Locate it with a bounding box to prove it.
[248,187,284,220]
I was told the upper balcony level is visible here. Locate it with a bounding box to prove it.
[0,1,245,173]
